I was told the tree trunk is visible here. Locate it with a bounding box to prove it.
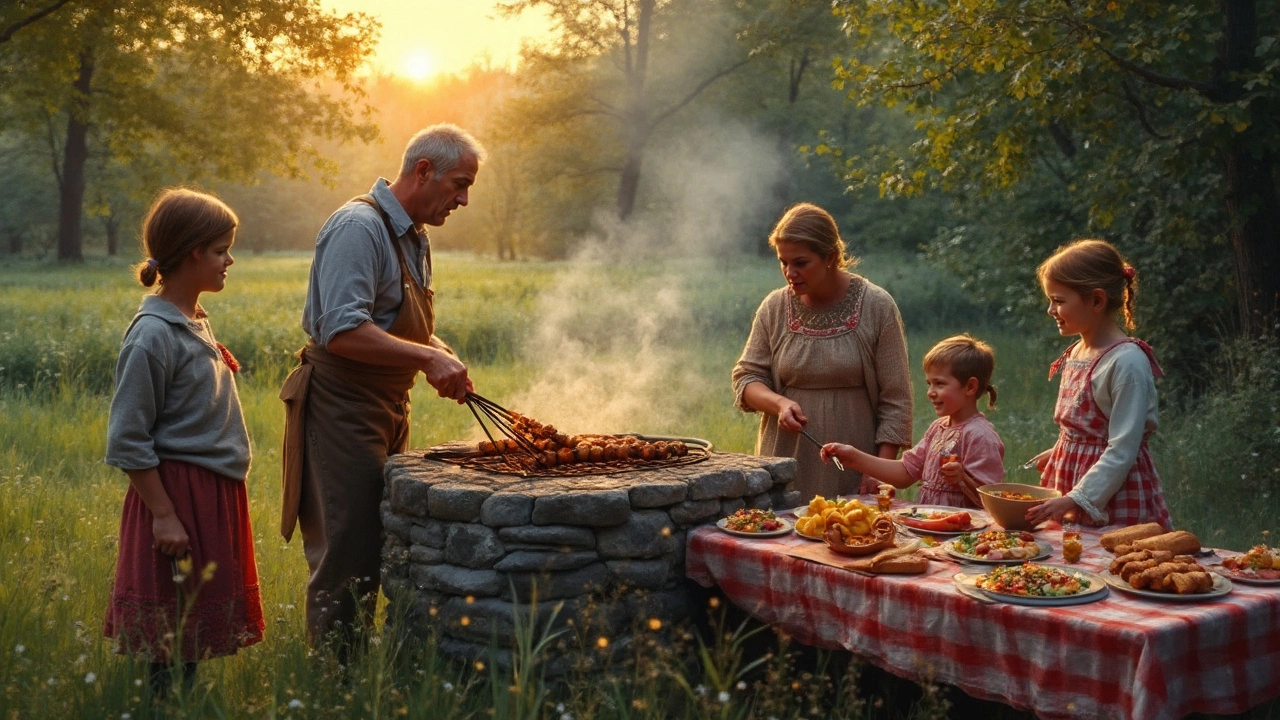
[1216,0,1279,336]
[1222,145,1280,336]
[57,48,93,262]
[104,212,119,256]
[616,0,654,222]
[616,152,643,221]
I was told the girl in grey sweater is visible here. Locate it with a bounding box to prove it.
[103,188,264,695]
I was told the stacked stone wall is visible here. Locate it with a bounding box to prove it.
[381,451,798,666]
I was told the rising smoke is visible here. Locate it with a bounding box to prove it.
[502,119,785,437]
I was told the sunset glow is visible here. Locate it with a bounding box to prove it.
[403,49,436,81]
[320,0,553,79]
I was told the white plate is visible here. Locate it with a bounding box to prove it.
[955,566,1110,607]
[1102,570,1233,600]
[893,505,989,536]
[716,516,793,538]
[793,525,825,541]
[1209,566,1280,586]
[945,537,1051,565]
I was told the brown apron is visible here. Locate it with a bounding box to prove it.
[278,195,436,642]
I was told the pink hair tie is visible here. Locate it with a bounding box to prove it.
[1122,265,1136,280]
[146,258,158,269]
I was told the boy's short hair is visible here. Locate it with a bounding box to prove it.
[923,334,998,409]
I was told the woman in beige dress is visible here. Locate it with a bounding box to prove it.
[732,203,913,499]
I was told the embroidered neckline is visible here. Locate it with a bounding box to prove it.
[785,276,867,338]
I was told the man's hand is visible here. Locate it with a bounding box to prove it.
[423,348,469,402]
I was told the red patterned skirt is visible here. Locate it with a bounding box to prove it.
[104,459,264,662]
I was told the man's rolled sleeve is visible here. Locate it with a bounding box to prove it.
[310,218,385,347]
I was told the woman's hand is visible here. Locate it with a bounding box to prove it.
[152,511,190,557]
[776,400,807,433]
[1024,495,1080,527]
[858,476,882,494]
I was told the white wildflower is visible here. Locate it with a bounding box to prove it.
[288,699,303,709]
[718,690,730,703]
[555,704,564,713]
[121,714,132,719]
[560,714,573,720]
[13,644,24,654]
[443,681,454,692]
[695,684,707,697]
[84,672,96,684]
[736,680,747,690]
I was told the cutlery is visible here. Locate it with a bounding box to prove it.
[798,429,844,471]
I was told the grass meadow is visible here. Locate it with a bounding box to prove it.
[1,251,1276,719]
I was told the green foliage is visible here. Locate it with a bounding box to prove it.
[0,0,380,258]
[828,0,1279,384]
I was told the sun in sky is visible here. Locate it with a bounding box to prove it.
[403,49,436,82]
[319,0,553,80]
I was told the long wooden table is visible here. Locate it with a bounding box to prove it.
[686,504,1280,720]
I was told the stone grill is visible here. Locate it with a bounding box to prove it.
[380,449,799,667]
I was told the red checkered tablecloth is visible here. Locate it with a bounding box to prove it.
[686,507,1280,720]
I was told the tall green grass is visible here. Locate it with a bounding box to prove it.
[0,252,1275,719]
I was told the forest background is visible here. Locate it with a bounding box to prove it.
[2,0,1280,717]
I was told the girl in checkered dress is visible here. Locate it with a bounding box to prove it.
[1024,239,1172,529]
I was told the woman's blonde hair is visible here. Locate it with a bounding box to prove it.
[767,202,857,270]
[923,334,998,410]
[135,188,238,288]
[1037,238,1137,330]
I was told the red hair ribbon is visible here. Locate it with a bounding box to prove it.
[216,342,240,373]
[1122,265,1136,280]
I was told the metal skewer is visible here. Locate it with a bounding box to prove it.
[798,428,844,471]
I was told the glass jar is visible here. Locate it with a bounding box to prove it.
[1062,514,1083,563]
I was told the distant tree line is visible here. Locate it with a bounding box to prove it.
[1,0,1275,385]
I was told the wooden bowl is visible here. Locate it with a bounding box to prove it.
[823,519,896,556]
[977,483,1062,531]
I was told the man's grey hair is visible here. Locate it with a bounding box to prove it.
[399,124,487,178]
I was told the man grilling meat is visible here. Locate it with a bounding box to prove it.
[279,124,482,649]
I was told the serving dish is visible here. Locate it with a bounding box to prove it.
[976,483,1061,531]
[945,531,1051,565]
[892,505,989,536]
[1101,570,1232,601]
[716,516,793,538]
[954,566,1109,607]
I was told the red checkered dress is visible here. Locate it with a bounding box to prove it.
[1042,339,1171,528]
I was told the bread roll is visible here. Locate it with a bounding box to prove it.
[1133,531,1200,556]
[1100,523,1166,552]
[849,552,929,574]
[556,447,575,464]
[478,440,496,455]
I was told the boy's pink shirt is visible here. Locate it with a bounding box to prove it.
[900,413,1005,507]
